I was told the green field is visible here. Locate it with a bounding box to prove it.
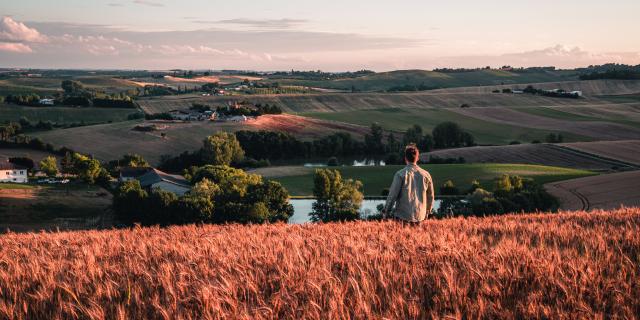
[266,69,579,92]
[0,183,35,190]
[0,104,140,125]
[260,164,596,196]
[302,108,590,144]
[519,106,640,128]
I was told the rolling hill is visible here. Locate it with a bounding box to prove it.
[264,69,579,91]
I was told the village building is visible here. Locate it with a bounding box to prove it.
[119,167,153,183]
[119,167,191,196]
[0,161,28,183]
[137,168,191,196]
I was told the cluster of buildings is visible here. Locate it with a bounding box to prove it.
[167,101,250,122]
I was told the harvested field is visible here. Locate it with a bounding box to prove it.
[452,107,640,140]
[424,143,636,170]
[33,115,371,165]
[136,91,598,114]
[545,171,640,210]
[431,79,640,96]
[562,140,640,165]
[0,209,638,319]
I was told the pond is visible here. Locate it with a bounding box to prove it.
[288,199,442,224]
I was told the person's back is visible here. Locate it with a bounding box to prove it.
[383,145,435,222]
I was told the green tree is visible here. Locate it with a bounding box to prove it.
[118,154,149,167]
[39,156,58,177]
[71,153,103,184]
[433,122,464,148]
[113,180,149,223]
[61,80,84,95]
[311,169,364,222]
[201,132,245,166]
[403,124,423,146]
[364,123,385,154]
[440,180,460,195]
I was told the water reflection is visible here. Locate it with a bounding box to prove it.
[289,199,441,224]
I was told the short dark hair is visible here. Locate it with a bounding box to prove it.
[404,144,419,163]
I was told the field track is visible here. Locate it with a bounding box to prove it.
[32,115,371,165]
[545,171,640,210]
[425,143,639,170]
[0,209,638,319]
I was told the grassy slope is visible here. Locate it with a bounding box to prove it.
[302,107,591,144]
[0,104,139,124]
[519,106,640,128]
[267,69,578,91]
[261,164,595,196]
[0,209,637,319]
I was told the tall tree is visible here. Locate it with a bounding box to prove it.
[39,156,58,177]
[311,169,364,222]
[364,123,385,155]
[201,132,245,166]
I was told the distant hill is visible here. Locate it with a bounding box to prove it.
[266,69,579,92]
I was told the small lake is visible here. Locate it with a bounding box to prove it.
[288,199,442,224]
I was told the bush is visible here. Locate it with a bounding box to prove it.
[440,180,460,196]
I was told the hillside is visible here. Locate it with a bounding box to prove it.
[137,90,600,114]
[0,209,637,319]
[430,79,640,96]
[265,69,578,91]
[425,143,640,170]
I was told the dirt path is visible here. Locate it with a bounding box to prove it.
[545,171,640,211]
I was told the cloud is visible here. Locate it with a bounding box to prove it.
[432,45,640,69]
[108,2,124,7]
[0,16,47,43]
[0,42,33,53]
[132,0,164,7]
[194,18,309,29]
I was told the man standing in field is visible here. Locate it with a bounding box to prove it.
[383,145,435,223]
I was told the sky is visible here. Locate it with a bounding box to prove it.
[1,0,639,71]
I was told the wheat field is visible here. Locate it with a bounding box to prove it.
[0,209,638,319]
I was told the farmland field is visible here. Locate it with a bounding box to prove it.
[136,90,600,114]
[545,170,640,210]
[0,148,59,168]
[32,115,372,165]
[0,104,139,124]
[301,107,590,144]
[425,143,640,170]
[561,140,640,165]
[430,79,640,96]
[254,164,595,196]
[452,107,640,140]
[263,69,579,91]
[0,208,637,319]
[0,183,112,233]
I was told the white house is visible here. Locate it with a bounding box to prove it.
[137,168,191,196]
[39,98,55,105]
[0,161,28,183]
